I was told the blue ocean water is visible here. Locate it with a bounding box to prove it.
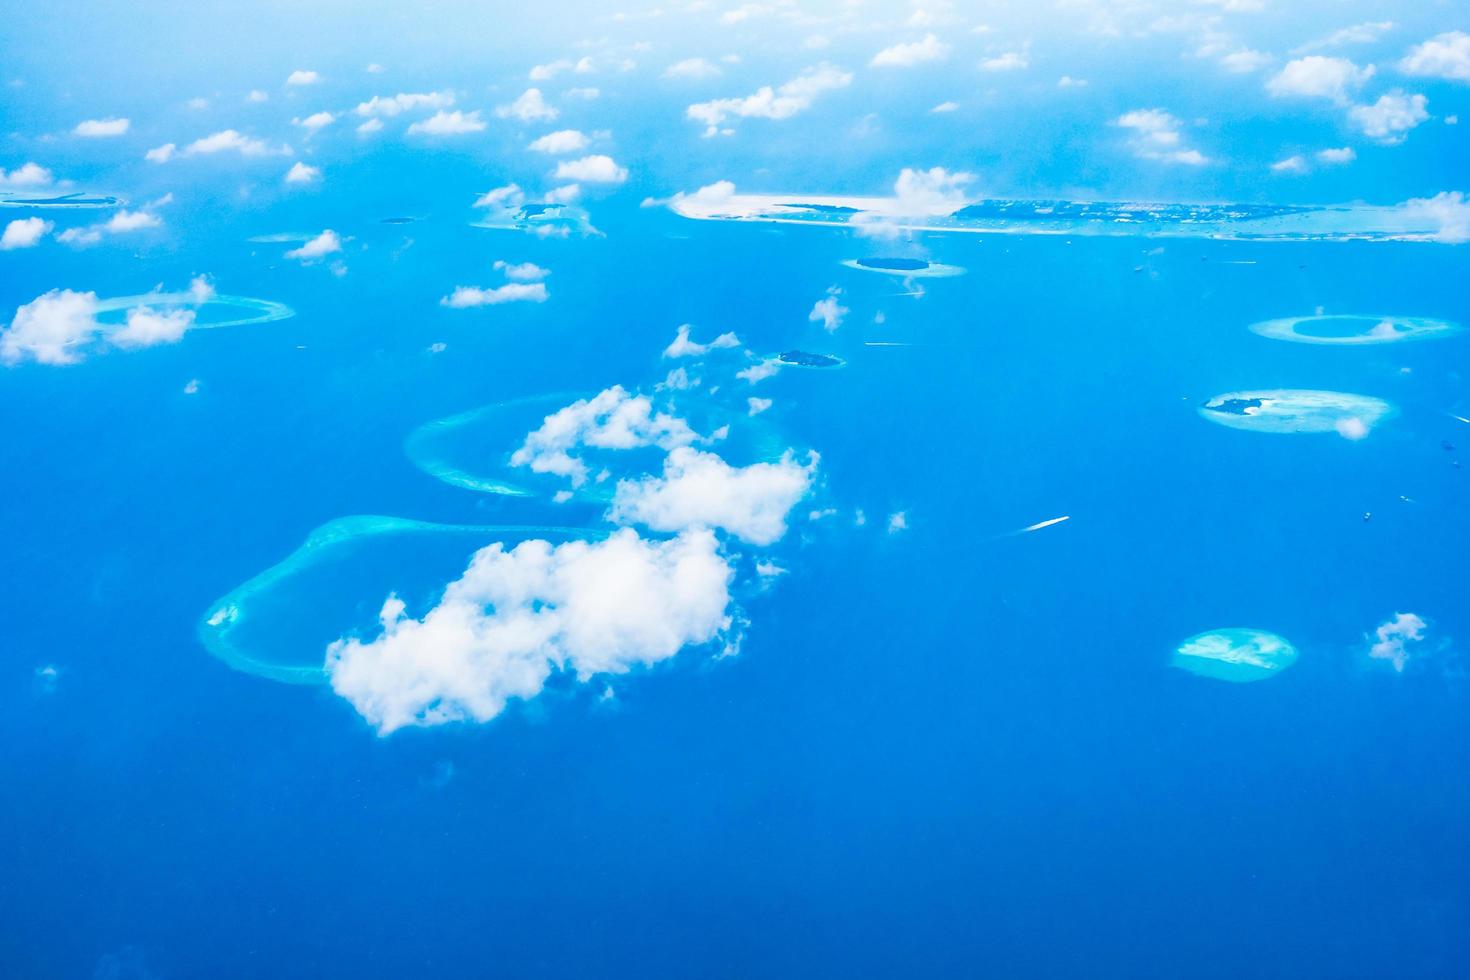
[4,6,1470,977]
[4,187,1468,976]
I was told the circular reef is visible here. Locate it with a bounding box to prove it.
[198,516,595,685]
[1249,314,1460,346]
[1172,628,1298,682]
[842,257,965,277]
[1198,389,1394,434]
[93,291,295,331]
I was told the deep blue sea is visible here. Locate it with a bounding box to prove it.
[5,181,1468,976]
[3,6,1470,976]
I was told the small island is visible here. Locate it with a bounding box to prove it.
[1173,628,1298,682]
[779,350,844,368]
[856,257,930,271]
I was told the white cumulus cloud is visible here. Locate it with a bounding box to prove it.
[512,386,698,486]
[893,166,974,214]
[474,183,524,209]
[1294,21,1395,53]
[527,129,589,154]
[73,117,130,137]
[184,130,274,156]
[686,64,852,136]
[1399,31,1470,81]
[440,282,548,307]
[1267,56,1373,102]
[285,161,321,184]
[1368,612,1429,672]
[355,91,455,116]
[407,110,486,135]
[0,217,52,250]
[57,209,162,245]
[1400,191,1470,244]
[284,229,342,261]
[1116,108,1209,165]
[552,154,627,183]
[493,259,549,281]
[2,282,219,364]
[294,111,335,131]
[286,70,320,86]
[0,162,53,187]
[111,305,194,349]
[326,528,735,734]
[609,446,816,546]
[497,88,558,122]
[809,286,847,331]
[1,289,100,365]
[663,324,740,358]
[980,51,1028,72]
[1350,90,1429,142]
[665,57,723,79]
[870,35,950,68]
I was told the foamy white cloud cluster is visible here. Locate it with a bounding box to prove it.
[1368,612,1429,672]
[327,382,817,734]
[73,117,130,138]
[407,110,486,136]
[1,217,52,250]
[285,161,321,184]
[1399,31,1470,81]
[56,209,162,246]
[327,340,819,732]
[180,129,281,157]
[511,385,698,486]
[440,282,547,307]
[1,289,101,365]
[686,64,851,136]
[0,162,52,187]
[284,229,342,262]
[326,528,735,734]
[355,91,455,117]
[809,286,847,331]
[497,88,558,122]
[663,324,740,358]
[893,166,974,214]
[553,154,627,184]
[610,447,816,546]
[1265,55,1430,144]
[1115,108,1208,166]
[664,57,723,80]
[870,35,949,68]
[528,129,589,154]
[493,260,549,281]
[1,282,212,365]
[1267,56,1373,103]
[1401,191,1470,244]
[442,256,552,307]
[1350,91,1429,143]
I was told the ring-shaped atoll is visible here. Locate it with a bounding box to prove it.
[841,257,966,277]
[1198,389,1394,434]
[0,191,122,209]
[1249,314,1461,346]
[1172,628,1298,682]
[198,516,597,685]
[405,391,791,502]
[94,291,295,331]
[777,350,845,369]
